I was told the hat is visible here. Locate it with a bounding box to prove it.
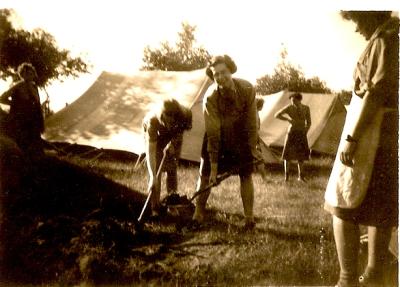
[289,92,302,100]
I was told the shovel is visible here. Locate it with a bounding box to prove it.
[188,158,264,202]
[188,170,234,202]
[161,158,265,231]
[162,158,264,219]
[137,141,171,224]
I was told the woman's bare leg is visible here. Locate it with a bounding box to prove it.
[333,215,360,286]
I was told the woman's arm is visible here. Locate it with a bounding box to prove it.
[203,91,221,184]
[0,88,14,105]
[143,117,159,187]
[348,91,384,141]
[340,36,393,166]
[340,89,384,166]
[245,85,258,158]
[146,141,158,186]
[305,106,312,133]
[274,106,292,123]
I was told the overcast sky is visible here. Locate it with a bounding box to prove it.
[1,0,398,111]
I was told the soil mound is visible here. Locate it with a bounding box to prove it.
[0,143,148,285]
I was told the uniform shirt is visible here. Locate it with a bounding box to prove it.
[142,113,183,157]
[276,103,311,132]
[354,17,399,109]
[203,78,257,163]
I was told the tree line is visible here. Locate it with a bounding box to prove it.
[0,9,88,88]
[142,22,332,95]
[1,9,346,108]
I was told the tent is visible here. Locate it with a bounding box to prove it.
[45,69,280,163]
[45,69,281,163]
[45,71,345,163]
[258,90,346,155]
[45,69,212,162]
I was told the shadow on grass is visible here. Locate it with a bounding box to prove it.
[179,208,323,245]
[0,147,192,285]
[46,141,140,163]
[262,225,321,244]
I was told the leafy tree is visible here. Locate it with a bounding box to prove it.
[142,22,211,71]
[0,9,89,87]
[255,48,331,95]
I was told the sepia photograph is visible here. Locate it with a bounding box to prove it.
[0,0,398,286]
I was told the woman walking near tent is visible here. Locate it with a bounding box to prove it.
[324,11,398,287]
[143,99,192,216]
[192,55,259,230]
[274,92,311,181]
[0,63,44,156]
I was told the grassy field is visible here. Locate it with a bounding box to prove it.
[0,147,397,286]
[67,153,339,286]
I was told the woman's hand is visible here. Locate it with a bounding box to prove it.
[149,175,158,191]
[252,148,264,164]
[166,143,175,156]
[340,141,357,167]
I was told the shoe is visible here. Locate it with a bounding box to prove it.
[149,210,160,220]
[242,220,256,232]
[297,176,306,182]
[192,209,205,223]
[335,283,359,287]
[359,271,383,287]
[185,219,203,231]
[335,280,359,287]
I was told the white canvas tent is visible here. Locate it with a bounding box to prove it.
[45,71,344,163]
[45,69,211,162]
[258,90,346,155]
[45,70,281,162]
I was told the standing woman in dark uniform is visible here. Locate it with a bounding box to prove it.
[192,55,259,230]
[275,92,311,181]
[0,63,44,155]
[324,12,398,287]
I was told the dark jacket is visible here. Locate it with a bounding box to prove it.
[203,78,257,163]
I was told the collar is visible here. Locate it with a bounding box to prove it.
[218,84,237,97]
[358,17,398,62]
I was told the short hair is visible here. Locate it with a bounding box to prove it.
[256,97,265,111]
[17,62,38,80]
[340,11,392,26]
[289,92,302,101]
[205,55,237,81]
[161,99,192,132]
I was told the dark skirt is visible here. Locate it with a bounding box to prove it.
[282,129,310,161]
[199,134,253,177]
[325,111,398,227]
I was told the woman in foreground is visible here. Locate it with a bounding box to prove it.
[324,11,398,287]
